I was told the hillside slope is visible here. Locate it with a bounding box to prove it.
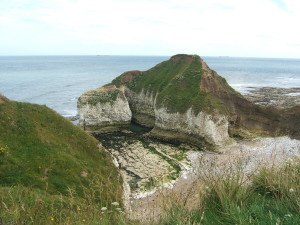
[0,95,123,224]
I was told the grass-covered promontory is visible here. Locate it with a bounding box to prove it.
[111,54,225,114]
[0,96,125,224]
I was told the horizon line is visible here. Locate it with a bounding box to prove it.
[0,54,300,60]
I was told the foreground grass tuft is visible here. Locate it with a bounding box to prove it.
[0,185,133,225]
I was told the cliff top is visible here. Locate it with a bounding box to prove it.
[86,85,118,94]
[78,85,126,105]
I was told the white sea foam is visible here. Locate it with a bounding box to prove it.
[286,92,300,96]
[62,109,78,117]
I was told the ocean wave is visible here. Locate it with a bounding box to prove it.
[69,97,78,101]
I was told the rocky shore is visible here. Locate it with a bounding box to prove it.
[97,125,194,197]
[244,87,300,108]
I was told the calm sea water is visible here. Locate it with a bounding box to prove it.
[1,56,300,117]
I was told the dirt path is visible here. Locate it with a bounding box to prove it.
[126,136,300,224]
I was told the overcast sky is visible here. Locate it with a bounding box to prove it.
[0,0,299,57]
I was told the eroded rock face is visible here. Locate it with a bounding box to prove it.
[77,85,132,133]
[151,107,232,146]
[124,88,156,128]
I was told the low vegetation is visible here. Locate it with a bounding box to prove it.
[155,55,208,114]
[0,184,129,225]
[79,89,122,106]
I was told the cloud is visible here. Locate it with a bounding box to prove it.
[271,0,287,9]
[0,0,300,57]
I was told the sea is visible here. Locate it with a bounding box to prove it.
[1,55,300,118]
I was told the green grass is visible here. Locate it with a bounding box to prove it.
[0,99,125,224]
[155,55,208,114]
[159,161,300,225]
[112,55,191,94]
[0,185,131,225]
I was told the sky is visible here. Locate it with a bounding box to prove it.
[0,0,300,57]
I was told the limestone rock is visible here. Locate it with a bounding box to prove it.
[124,89,156,128]
[152,107,232,146]
[77,85,132,133]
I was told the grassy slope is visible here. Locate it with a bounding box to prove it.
[0,99,124,224]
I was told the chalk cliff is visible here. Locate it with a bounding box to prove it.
[77,54,300,147]
[78,85,132,133]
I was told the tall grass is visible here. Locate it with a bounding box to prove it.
[159,159,300,225]
[0,184,135,225]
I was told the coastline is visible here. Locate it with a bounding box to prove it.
[63,86,300,123]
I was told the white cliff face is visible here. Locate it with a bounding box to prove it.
[78,97,131,124]
[124,88,156,127]
[77,86,132,133]
[154,107,233,146]
[77,84,233,146]
[124,87,232,146]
